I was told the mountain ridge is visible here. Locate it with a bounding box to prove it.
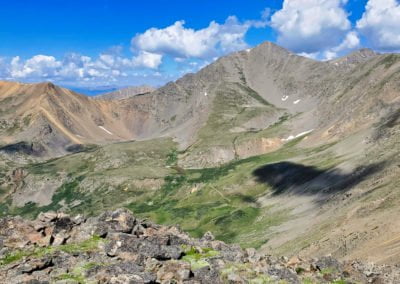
[0,42,399,165]
[95,85,156,100]
[0,42,400,265]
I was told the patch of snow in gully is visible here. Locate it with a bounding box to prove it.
[98,126,113,135]
[282,129,314,142]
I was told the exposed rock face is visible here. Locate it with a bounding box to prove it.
[0,209,399,283]
[0,44,399,278]
[0,44,399,166]
[235,137,282,159]
[0,81,133,159]
[330,48,378,68]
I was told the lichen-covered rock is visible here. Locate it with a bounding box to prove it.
[97,208,136,234]
[156,260,191,283]
[0,208,399,283]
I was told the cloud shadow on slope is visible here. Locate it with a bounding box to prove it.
[0,141,46,157]
[252,161,384,197]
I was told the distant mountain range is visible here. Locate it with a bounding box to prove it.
[95,85,156,100]
[0,42,399,265]
[0,42,391,164]
[68,86,119,96]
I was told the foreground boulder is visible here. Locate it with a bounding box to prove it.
[0,209,398,283]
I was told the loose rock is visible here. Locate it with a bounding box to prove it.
[0,209,399,283]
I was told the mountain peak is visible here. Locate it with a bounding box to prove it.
[37,81,55,87]
[330,48,378,66]
[28,81,64,97]
[252,41,293,56]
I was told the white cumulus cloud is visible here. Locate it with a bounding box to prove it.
[131,16,251,60]
[356,0,400,51]
[270,0,351,53]
[0,50,169,87]
[132,51,163,69]
[10,55,62,78]
[322,31,361,60]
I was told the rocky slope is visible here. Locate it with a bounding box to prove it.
[1,208,399,284]
[0,81,133,158]
[0,42,399,270]
[95,85,156,100]
[1,43,398,166]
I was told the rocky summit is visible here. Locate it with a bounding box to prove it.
[0,208,399,284]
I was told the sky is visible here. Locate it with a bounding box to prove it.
[1,0,400,92]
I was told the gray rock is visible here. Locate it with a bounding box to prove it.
[97,208,136,235]
[38,211,58,223]
[18,257,53,274]
[201,231,215,242]
[266,265,300,284]
[1,209,398,284]
[105,233,182,260]
[314,256,342,273]
[193,266,222,283]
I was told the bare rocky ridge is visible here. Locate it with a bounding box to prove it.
[0,81,133,157]
[329,48,378,68]
[0,42,399,272]
[1,208,399,284]
[95,85,156,100]
[0,43,398,166]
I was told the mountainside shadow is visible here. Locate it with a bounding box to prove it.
[0,141,46,157]
[252,161,384,196]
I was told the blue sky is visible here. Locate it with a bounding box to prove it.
[0,0,399,92]
[0,0,277,58]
